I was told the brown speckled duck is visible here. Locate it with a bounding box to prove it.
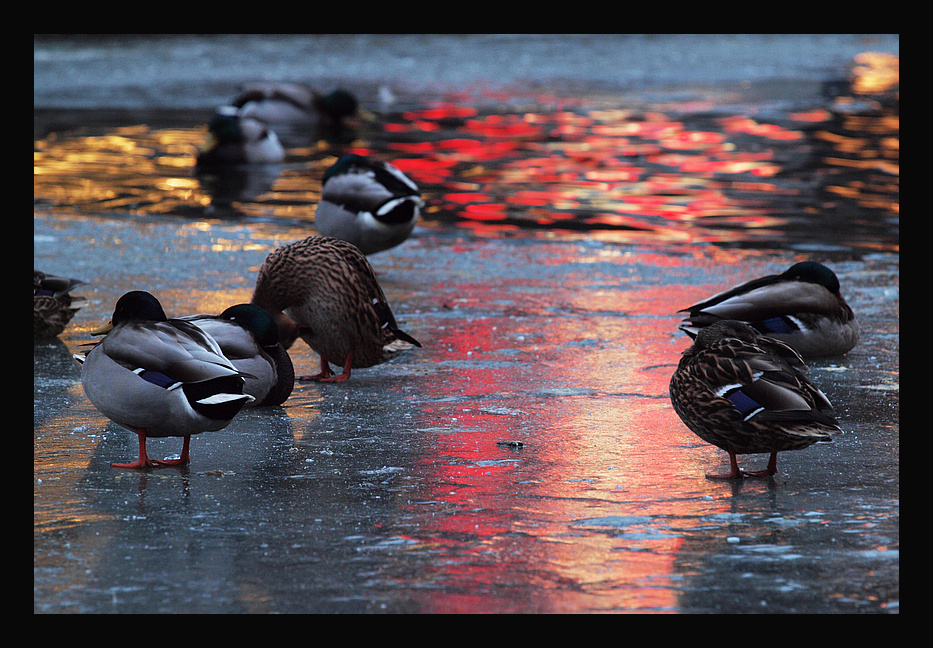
[34,269,87,338]
[678,261,858,358]
[74,291,254,469]
[250,236,421,382]
[669,320,841,479]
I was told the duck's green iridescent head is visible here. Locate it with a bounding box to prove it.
[111,291,168,325]
[220,303,281,347]
[208,108,245,143]
[783,261,840,293]
[316,89,359,120]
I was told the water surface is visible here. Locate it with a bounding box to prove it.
[34,36,898,614]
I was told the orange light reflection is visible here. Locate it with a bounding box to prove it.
[397,250,740,612]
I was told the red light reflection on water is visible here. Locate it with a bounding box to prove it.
[397,248,739,612]
[34,68,897,252]
[383,103,809,247]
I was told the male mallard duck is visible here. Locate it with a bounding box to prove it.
[74,291,254,469]
[250,236,421,382]
[232,84,362,129]
[181,304,295,406]
[34,269,87,338]
[669,320,841,479]
[314,154,423,255]
[678,261,858,357]
[196,107,286,166]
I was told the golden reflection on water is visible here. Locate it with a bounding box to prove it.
[34,55,898,252]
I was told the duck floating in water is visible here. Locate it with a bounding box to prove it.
[74,291,254,469]
[181,304,294,406]
[314,154,423,255]
[34,269,87,338]
[196,107,286,166]
[232,83,363,129]
[678,261,858,357]
[669,320,841,479]
[251,236,421,382]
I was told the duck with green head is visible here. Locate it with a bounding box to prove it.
[74,291,254,469]
[181,304,295,406]
[678,261,858,358]
[196,107,286,166]
[232,84,365,129]
[314,154,423,255]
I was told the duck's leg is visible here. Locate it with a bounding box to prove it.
[319,347,353,383]
[152,435,191,467]
[112,428,155,470]
[298,356,335,381]
[706,449,746,479]
[745,452,778,477]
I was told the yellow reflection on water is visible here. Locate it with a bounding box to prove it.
[33,52,898,252]
[851,52,899,95]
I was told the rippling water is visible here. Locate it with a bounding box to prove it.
[34,50,898,254]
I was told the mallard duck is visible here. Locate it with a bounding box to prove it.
[181,304,294,406]
[74,291,254,469]
[232,83,362,129]
[250,236,421,382]
[678,261,858,357]
[196,107,286,166]
[314,154,423,255]
[669,320,841,479]
[34,269,87,338]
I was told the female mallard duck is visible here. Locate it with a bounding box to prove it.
[232,83,362,129]
[181,304,295,406]
[196,107,286,167]
[314,154,423,255]
[669,320,841,479]
[678,261,858,357]
[34,269,87,338]
[74,291,254,469]
[250,236,421,382]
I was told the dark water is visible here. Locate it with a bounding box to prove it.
[34,38,898,255]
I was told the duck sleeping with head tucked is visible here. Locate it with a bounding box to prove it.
[181,303,294,407]
[231,83,363,129]
[314,154,423,255]
[669,320,841,479]
[678,261,858,358]
[250,236,421,383]
[74,291,254,469]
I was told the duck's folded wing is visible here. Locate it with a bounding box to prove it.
[684,281,838,319]
[322,172,394,211]
[102,320,241,383]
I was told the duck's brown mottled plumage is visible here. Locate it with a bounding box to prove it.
[250,236,421,382]
[34,269,87,338]
[669,320,840,479]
